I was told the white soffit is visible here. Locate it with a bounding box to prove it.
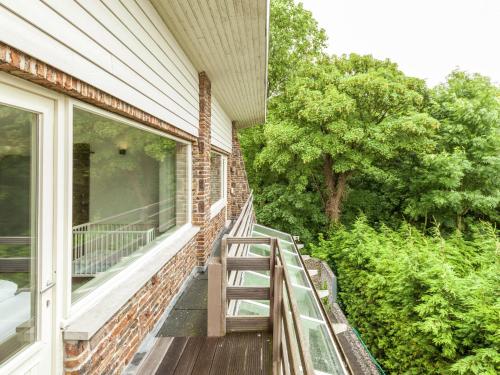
[151,0,269,128]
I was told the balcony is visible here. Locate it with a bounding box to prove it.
[133,195,351,374]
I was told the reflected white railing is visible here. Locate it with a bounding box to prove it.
[72,223,156,276]
[71,199,176,276]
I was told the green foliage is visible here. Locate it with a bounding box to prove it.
[403,71,500,229]
[311,219,500,374]
[261,54,436,174]
[242,2,500,374]
[253,183,327,245]
[240,0,328,238]
[267,0,327,96]
[253,54,438,224]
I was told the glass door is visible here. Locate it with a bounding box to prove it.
[0,80,55,374]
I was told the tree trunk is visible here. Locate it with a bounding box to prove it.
[323,155,349,224]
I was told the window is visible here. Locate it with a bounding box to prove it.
[0,103,37,363]
[71,108,188,301]
[210,151,225,205]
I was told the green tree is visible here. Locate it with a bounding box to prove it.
[257,54,437,223]
[311,219,500,374]
[267,0,327,97]
[403,71,500,230]
[240,0,328,239]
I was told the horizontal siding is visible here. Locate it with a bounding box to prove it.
[211,96,232,152]
[0,0,199,136]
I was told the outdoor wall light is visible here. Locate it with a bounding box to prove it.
[118,141,128,155]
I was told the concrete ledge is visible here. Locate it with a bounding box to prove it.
[63,225,200,341]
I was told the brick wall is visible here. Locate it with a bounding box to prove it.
[228,123,251,220]
[63,238,197,374]
[0,43,196,143]
[192,72,226,265]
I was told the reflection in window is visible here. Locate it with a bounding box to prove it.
[72,108,188,301]
[0,103,37,364]
[210,152,222,204]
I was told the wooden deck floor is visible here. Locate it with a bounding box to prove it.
[140,332,272,375]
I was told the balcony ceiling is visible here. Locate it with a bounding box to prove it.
[152,0,269,128]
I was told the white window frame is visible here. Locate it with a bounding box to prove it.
[0,73,59,375]
[64,99,194,321]
[0,72,199,373]
[210,151,227,219]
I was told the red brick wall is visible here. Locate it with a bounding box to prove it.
[0,43,196,143]
[63,238,197,375]
[192,73,212,264]
[229,123,251,220]
[192,72,226,265]
[205,208,226,256]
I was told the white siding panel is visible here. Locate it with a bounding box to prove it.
[0,0,199,136]
[211,96,232,152]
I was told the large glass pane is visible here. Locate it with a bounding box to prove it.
[279,240,297,254]
[210,152,222,204]
[248,243,270,257]
[294,287,322,319]
[72,108,188,301]
[288,268,309,287]
[283,252,302,267]
[253,224,294,242]
[241,271,270,287]
[0,103,37,364]
[234,301,269,316]
[302,318,342,374]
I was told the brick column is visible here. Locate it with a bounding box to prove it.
[229,122,251,220]
[193,72,212,264]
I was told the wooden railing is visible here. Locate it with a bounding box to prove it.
[228,192,254,238]
[273,240,316,375]
[208,236,315,374]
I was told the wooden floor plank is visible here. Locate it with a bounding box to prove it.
[155,337,188,375]
[262,332,273,375]
[151,333,272,375]
[190,337,220,375]
[227,334,249,374]
[242,332,262,374]
[173,337,204,375]
[209,333,233,375]
[136,337,173,375]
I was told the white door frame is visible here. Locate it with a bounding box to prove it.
[0,75,59,375]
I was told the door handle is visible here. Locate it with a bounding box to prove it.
[39,281,56,294]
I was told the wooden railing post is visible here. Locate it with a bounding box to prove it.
[207,257,223,336]
[269,237,277,326]
[220,235,228,335]
[209,227,318,374]
[272,264,283,375]
[278,242,316,375]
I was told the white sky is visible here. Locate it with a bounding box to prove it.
[299,0,500,87]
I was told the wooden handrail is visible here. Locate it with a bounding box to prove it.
[228,192,254,237]
[207,193,316,374]
[274,242,315,375]
[208,235,315,375]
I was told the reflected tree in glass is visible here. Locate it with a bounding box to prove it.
[0,103,37,364]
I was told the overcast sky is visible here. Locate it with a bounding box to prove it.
[300,0,500,87]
